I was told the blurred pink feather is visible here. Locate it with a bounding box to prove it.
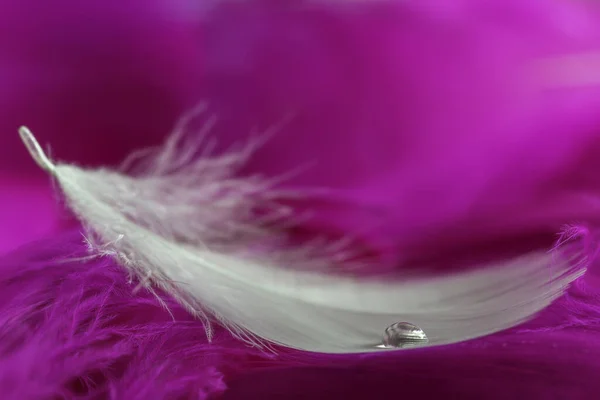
[197,0,600,271]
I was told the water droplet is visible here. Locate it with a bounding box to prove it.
[379,322,428,349]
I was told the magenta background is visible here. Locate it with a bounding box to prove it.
[5,0,600,268]
[0,0,204,253]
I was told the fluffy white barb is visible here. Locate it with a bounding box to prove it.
[18,116,584,354]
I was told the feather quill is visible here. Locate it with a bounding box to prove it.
[18,118,585,354]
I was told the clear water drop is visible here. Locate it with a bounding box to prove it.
[379,322,428,349]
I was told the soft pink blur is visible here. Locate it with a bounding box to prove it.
[4,0,600,271]
[0,0,204,253]
[200,1,600,269]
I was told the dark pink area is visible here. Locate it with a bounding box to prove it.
[0,175,60,254]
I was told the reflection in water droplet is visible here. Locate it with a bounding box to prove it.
[378,322,428,349]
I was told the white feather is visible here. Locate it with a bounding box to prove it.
[18,118,585,354]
